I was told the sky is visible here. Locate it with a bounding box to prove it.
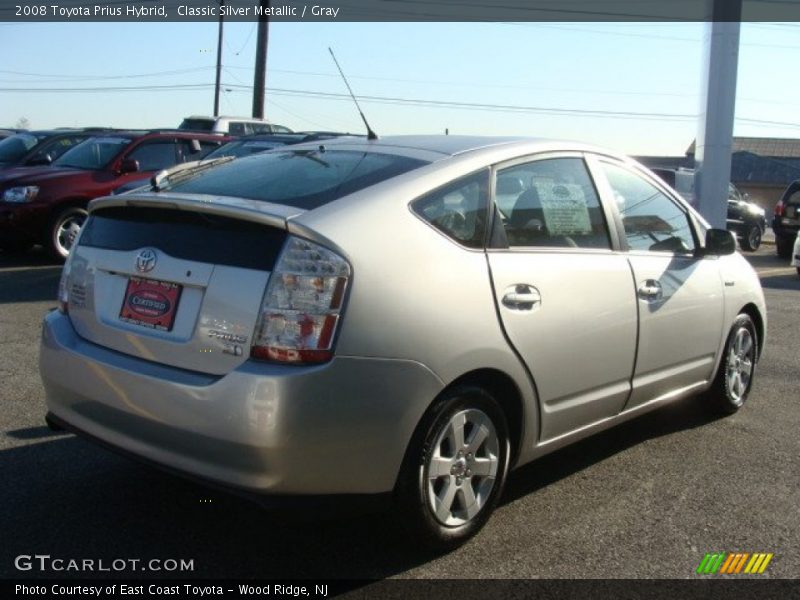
[1,21,799,156]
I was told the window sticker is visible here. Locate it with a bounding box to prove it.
[535,181,592,235]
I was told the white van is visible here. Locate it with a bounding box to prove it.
[178,115,292,136]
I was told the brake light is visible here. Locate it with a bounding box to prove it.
[251,236,351,364]
[57,254,74,314]
[774,200,785,217]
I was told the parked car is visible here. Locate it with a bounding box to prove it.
[772,180,800,259]
[178,115,293,136]
[651,167,766,251]
[791,231,800,278]
[40,136,766,549]
[0,130,228,257]
[0,128,27,140]
[0,129,112,170]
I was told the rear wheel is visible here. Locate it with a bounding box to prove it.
[397,386,510,550]
[740,225,761,252]
[49,206,87,260]
[707,314,758,415]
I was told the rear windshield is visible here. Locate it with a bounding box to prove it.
[166,149,429,210]
[54,136,131,170]
[179,119,214,132]
[80,207,287,271]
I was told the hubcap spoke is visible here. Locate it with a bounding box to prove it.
[460,484,480,520]
[428,455,452,479]
[470,456,497,478]
[434,478,458,523]
[465,419,490,455]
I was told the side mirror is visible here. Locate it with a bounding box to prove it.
[118,158,140,174]
[703,228,736,256]
[27,153,53,166]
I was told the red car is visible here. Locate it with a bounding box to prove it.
[0,130,229,258]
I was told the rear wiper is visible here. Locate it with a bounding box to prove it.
[151,156,235,191]
[291,148,330,168]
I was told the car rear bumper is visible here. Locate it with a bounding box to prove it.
[40,310,444,496]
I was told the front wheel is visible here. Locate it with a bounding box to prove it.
[707,314,758,415]
[397,386,510,550]
[740,225,761,252]
[49,206,87,260]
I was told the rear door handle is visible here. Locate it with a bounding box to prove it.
[502,284,541,310]
[637,279,663,301]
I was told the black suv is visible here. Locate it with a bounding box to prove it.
[651,167,766,252]
[772,180,800,259]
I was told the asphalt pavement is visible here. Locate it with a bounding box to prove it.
[0,243,798,581]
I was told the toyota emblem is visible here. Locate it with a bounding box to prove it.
[135,248,157,273]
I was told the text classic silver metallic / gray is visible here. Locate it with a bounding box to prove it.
[39,136,766,548]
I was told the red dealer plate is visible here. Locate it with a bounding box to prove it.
[119,277,182,332]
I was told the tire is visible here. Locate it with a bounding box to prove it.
[740,225,761,252]
[48,206,88,260]
[707,314,758,415]
[396,385,510,550]
[776,236,793,259]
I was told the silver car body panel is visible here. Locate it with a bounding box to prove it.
[41,136,767,495]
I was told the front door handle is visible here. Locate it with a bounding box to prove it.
[502,284,541,310]
[637,279,663,301]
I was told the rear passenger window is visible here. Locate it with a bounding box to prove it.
[229,123,246,136]
[126,142,179,171]
[600,161,696,254]
[412,170,489,249]
[495,157,611,249]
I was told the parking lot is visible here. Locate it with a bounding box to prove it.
[0,242,798,581]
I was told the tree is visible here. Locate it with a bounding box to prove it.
[15,117,30,129]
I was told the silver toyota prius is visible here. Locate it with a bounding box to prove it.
[39,136,766,548]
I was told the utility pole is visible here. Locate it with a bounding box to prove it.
[213,0,225,117]
[252,0,270,118]
[694,0,742,228]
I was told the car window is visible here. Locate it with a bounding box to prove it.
[229,123,247,136]
[166,149,429,210]
[29,136,85,163]
[271,125,292,133]
[495,157,611,249]
[250,123,272,134]
[601,161,696,254]
[54,136,132,170]
[412,170,489,249]
[126,142,179,171]
[177,139,219,162]
[178,119,214,132]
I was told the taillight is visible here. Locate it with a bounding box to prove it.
[774,200,785,217]
[57,255,74,314]
[251,236,351,364]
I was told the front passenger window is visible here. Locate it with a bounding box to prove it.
[600,162,696,253]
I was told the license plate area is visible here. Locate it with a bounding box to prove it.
[119,276,182,332]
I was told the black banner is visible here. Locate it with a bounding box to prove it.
[3,0,800,23]
[4,579,800,600]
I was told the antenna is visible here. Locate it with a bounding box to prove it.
[328,47,378,141]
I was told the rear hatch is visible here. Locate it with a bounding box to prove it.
[65,198,291,375]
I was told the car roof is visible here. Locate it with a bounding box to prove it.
[285,134,627,161]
